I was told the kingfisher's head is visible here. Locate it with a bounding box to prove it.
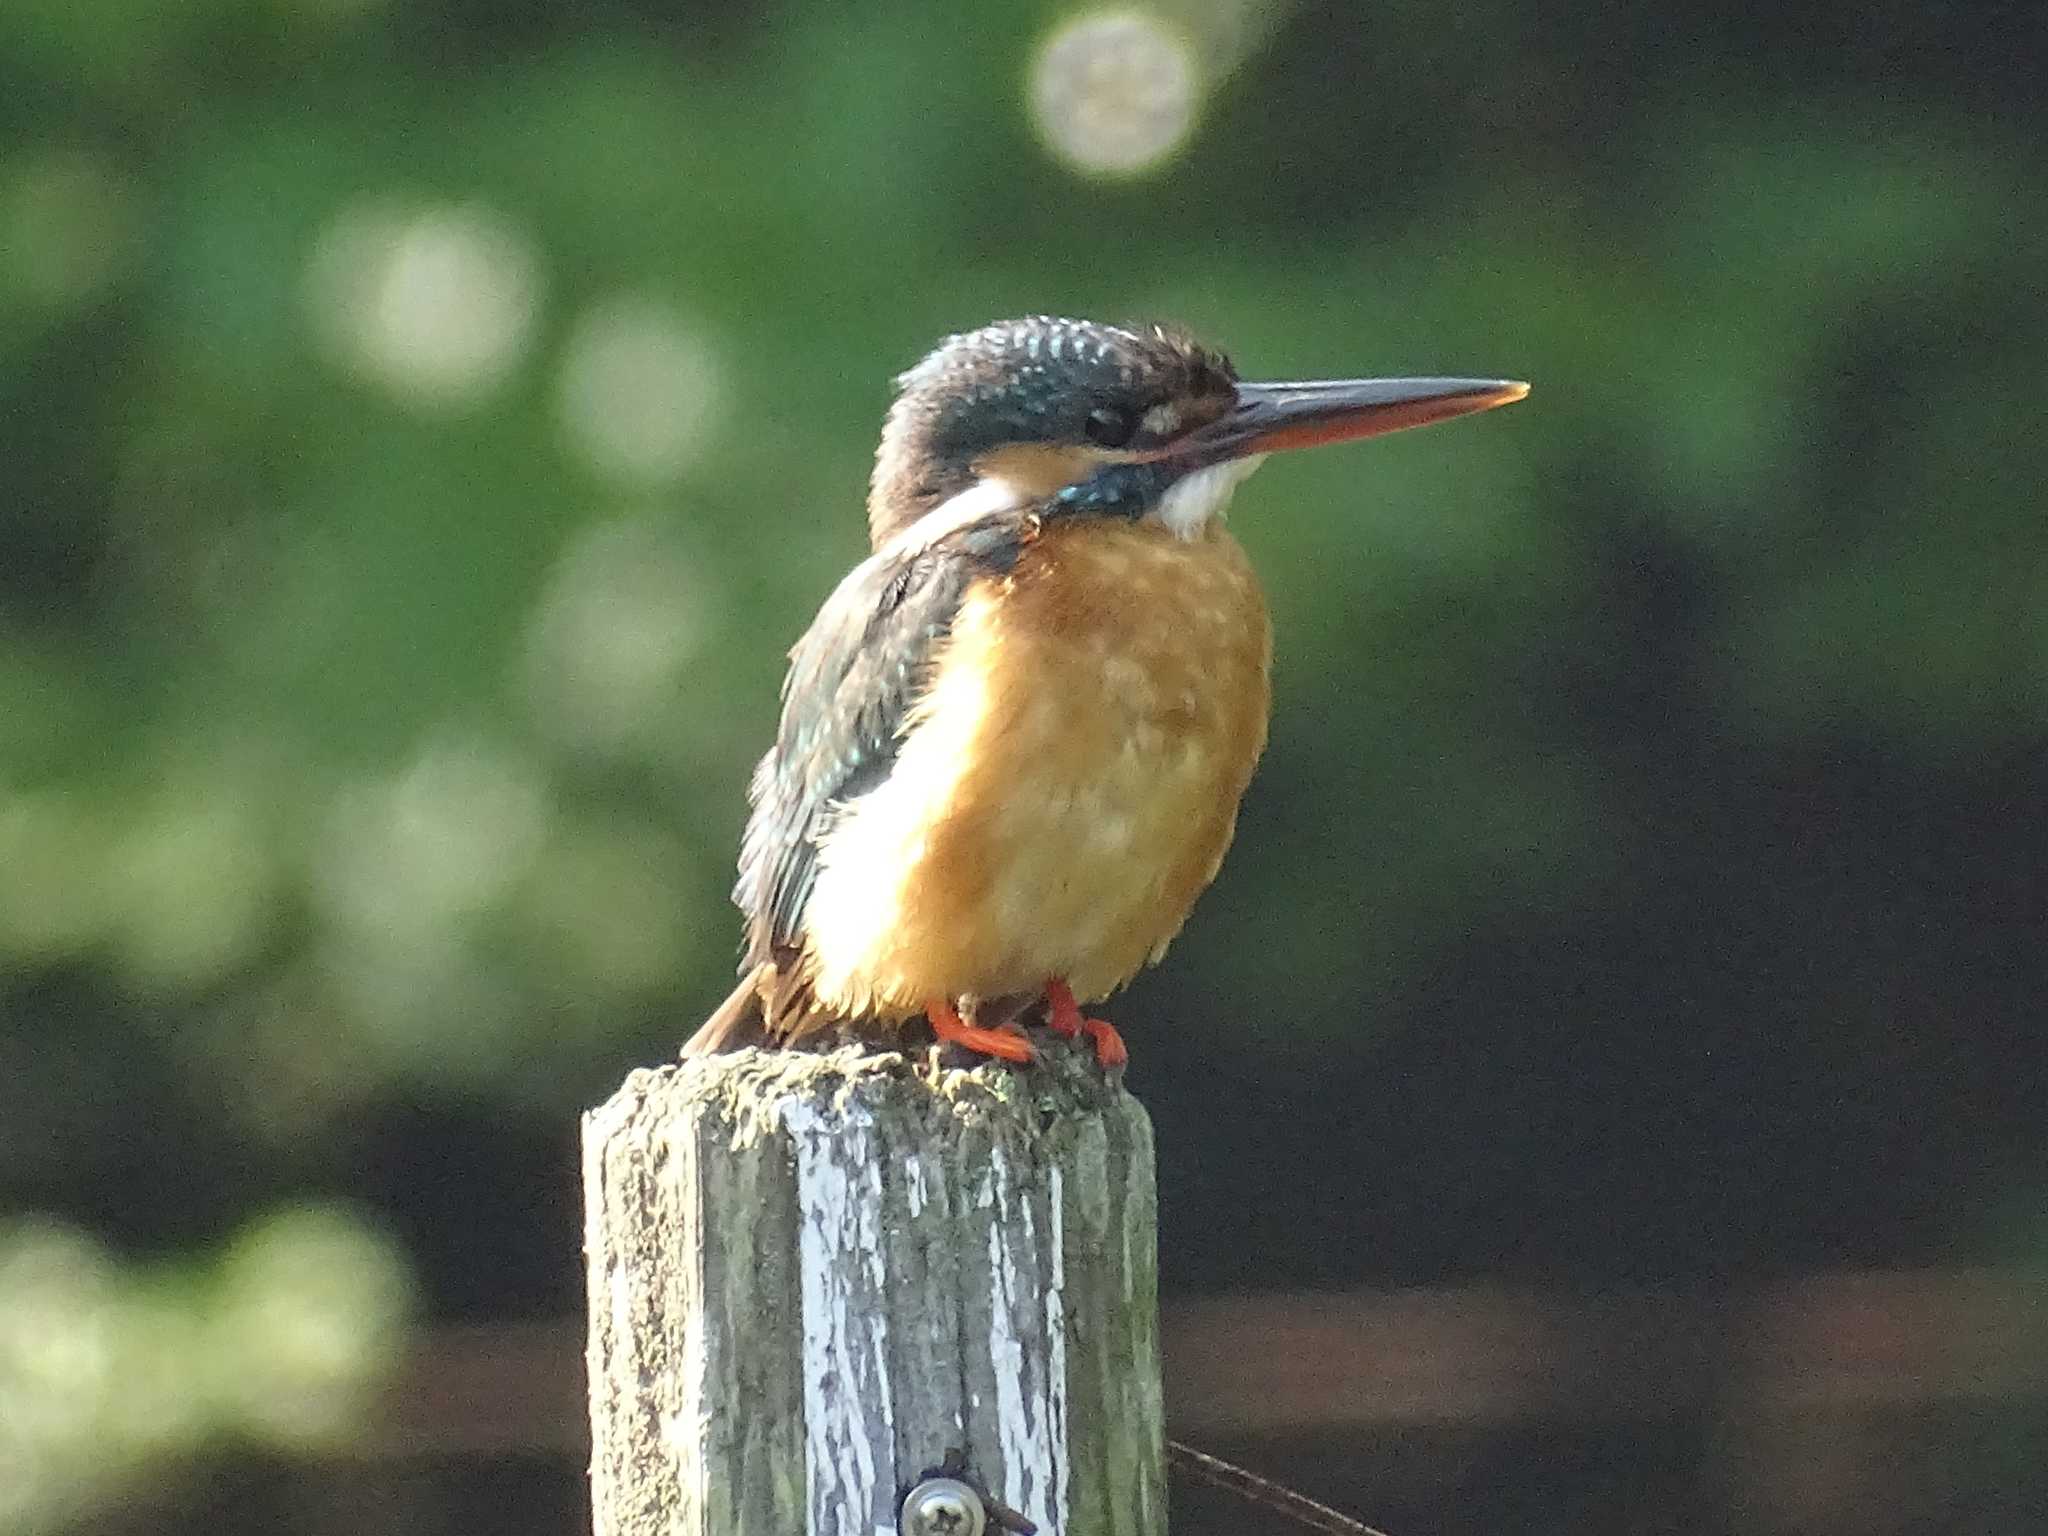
[867,316,1527,549]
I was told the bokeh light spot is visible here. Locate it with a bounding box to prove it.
[0,1222,124,1534]
[555,295,726,486]
[304,198,542,411]
[1029,11,1203,177]
[312,734,550,941]
[522,519,716,756]
[108,792,277,993]
[206,1204,414,1448]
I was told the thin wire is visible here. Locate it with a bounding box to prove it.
[1167,1438,1394,1536]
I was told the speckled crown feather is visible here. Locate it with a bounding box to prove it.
[867,317,1237,547]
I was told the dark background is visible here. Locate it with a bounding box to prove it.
[3,0,2045,1532]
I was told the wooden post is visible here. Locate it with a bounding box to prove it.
[582,1045,1164,1536]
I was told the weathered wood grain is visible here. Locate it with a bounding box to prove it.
[583,1046,1162,1536]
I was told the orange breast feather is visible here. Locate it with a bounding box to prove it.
[802,519,1272,1018]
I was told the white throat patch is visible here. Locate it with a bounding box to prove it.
[1154,455,1268,539]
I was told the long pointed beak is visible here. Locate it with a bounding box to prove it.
[1193,376,1529,461]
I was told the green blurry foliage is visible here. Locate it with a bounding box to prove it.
[2,0,2045,1524]
[0,1205,412,1536]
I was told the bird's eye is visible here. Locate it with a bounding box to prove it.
[1084,405,1138,448]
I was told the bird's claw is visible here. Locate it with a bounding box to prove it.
[1044,979,1129,1069]
[925,1000,1035,1064]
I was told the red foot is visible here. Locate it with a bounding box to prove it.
[926,999,1034,1064]
[1045,979,1129,1069]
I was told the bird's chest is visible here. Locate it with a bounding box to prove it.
[810,520,1273,1004]
[974,521,1274,816]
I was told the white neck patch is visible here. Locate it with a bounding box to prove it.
[884,453,1267,556]
[884,474,1029,558]
[1153,455,1267,539]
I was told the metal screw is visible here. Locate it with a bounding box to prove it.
[899,1475,988,1536]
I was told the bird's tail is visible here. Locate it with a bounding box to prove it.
[681,964,772,1056]
[682,959,836,1055]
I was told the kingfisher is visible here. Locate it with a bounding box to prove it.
[686,317,1526,1068]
